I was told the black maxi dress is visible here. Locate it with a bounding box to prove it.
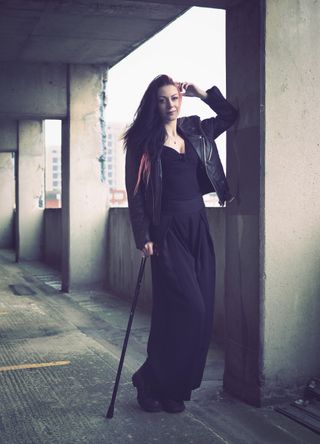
[139,138,216,401]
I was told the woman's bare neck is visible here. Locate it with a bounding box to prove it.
[164,120,178,138]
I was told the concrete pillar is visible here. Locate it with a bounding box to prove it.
[263,0,320,402]
[225,0,320,406]
[0,119,17,249]
[0,119,18,152]
[224,0,262,405]
[62,64,108,291]
[0,153,15,248]
[17,121,45,261]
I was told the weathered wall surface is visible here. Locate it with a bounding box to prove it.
[61,64,109,290]
[17,120,45,261]
[0,153,15,248]
[263,0,320,400]
[106,208,152,306]
[106,207,226,341]
[0,120,17,152]
[224,0,261,405]
[0,62,67,119]
[44,209,62,270]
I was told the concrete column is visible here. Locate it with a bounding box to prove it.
[225,0,320,406]
[0,119,18,152]
[0,153,15,248]
[62,64,108,291]
[0,119,17,249]
[224,0,262,405]
[17,121,45,261]
[263,0,320,402]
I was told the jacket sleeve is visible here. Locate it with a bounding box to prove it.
[125,147,151,250]
[200,85,238,140]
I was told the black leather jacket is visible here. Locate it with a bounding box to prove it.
[125,85,238,250]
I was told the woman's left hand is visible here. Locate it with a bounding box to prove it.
[179,82,208,101]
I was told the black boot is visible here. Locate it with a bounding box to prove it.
[132,370,162,412]
[160,399,185,413]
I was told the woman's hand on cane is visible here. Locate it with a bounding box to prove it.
[142,241,155,257]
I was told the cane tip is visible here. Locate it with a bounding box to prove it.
[106,406,114,419]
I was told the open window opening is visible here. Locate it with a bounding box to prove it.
[104,7,228,371]
[44,120,62,209]
[105,6,226,208]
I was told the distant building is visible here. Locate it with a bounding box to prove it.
[106,122,128,207]
[45,144,61,208]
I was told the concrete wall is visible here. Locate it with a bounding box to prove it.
[207,208,226,341]
[0,120,18,152]
[61,64,109,290]
[106,207,227,341]
[0,153,15,248]
[262,0,320,401]
[44,209,62,270]
[106,208,152,306]
[0,62,67,119]
[42,204,226,340]
[224,0,262,405]
[17,120,45,261]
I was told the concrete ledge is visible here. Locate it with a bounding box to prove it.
[42,205,226,340]
[106,206,226,341]
[44,208,62,270]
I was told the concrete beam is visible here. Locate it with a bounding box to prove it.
[62,64,109,291]
[0,1,188,66]
[127,0,242,9]
[16,120,45,261]
[0,62,67,119]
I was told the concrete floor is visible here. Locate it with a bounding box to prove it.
[0,249,318,444]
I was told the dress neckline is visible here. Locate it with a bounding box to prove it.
[163,145,186,155]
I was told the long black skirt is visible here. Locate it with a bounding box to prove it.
[139,196,216,401]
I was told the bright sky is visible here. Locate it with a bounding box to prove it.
[106,6,226,123]
[45,7,226,150]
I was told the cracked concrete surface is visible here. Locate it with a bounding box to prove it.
[0,249,318,444]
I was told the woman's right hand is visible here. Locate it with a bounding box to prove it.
[179,82,208,101]
[142,241,155,256]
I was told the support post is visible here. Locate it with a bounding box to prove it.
[62,64,109,291]
[17,120,45,261]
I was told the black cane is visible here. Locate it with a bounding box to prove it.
[106,255,147,419]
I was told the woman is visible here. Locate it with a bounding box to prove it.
[124,75,237,413]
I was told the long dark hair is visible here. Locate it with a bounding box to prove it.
[123,74,180,194]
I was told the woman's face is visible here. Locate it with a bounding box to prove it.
[157,84,181,123]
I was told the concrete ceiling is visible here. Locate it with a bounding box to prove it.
[0,0,240,66]
[0,0,188,65]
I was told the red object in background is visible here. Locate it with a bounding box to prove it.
[45,191,61,209]
[109,188,127,206]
